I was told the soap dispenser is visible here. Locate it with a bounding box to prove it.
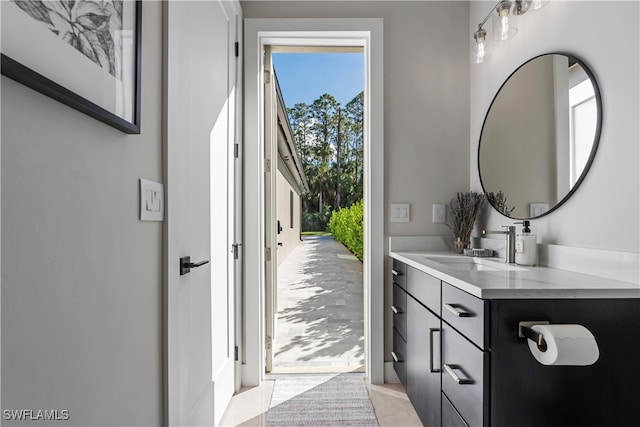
[515,220,537,266]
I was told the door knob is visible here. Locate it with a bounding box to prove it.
[180,256,210,276]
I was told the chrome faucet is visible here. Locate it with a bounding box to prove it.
[482,226,516,263]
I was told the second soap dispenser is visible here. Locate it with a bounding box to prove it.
[515,220,537,266]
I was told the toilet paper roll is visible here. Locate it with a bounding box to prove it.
[527,324,599,366]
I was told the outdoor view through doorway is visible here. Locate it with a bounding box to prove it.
[270,49,365,374]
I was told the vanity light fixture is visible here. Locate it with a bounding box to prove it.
[472,0,550,64]
[473,26,491,64]
[493,0,518,41]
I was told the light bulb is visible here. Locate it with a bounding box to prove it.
[476,41,486,63]
[499,15,510,39]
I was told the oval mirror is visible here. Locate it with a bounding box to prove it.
[478,53,602,219]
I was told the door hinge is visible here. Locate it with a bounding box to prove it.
[265,247,271,262]
[235,42,239,58]
[232,243,241,260]
[266,336,272,351]
[234,345,239,361]
[264,158,271,173]
[234,143,239,158]
[264,70,271,84]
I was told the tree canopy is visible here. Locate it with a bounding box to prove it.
[288,91,364,231]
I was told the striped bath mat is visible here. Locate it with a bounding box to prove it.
[266,373,379,426]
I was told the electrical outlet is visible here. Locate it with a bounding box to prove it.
[432,204,446,224]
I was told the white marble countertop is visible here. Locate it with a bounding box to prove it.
[390,251,640,299]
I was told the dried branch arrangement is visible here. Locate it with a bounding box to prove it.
[486,191,515,217]
[445,192,486,246]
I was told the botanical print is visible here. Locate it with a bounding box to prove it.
[11,0,124,79]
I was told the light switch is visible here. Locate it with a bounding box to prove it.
[140,179,164,221]
[390,203,410,223]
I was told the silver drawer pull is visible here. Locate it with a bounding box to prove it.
[429,328,441,373]
[444,364,474,385]
[391,269,403,277]
[391,305,402,314]
[444,303,473,317]
[391,351,402,363]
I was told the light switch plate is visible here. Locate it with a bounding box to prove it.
[390,203,410,223]
[140,179,164,221]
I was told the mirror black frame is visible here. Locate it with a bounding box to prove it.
[478,52,603,220]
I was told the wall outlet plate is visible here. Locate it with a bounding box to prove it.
[140,179,164,221]
[432,204,446,224]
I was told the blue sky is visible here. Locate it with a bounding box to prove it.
[272,53,364,108]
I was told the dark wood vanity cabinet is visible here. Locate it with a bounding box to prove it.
[390,258,640,427]
[392,261,442,426]
[488,298,640,427]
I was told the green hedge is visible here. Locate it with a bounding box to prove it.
[328,200,363,261]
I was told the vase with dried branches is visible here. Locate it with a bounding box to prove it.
[445,192,486,253]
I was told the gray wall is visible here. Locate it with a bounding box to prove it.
[471,1,639,253]
[241,0,471,371]
[1,2,163,425]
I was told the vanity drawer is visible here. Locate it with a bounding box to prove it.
[442,282,488,349]
[392,283,407,340]
[442,392,469,427]
[442,324,486,427]
[407,266,441,315]
[392,328,407,387]
[392,259,407,289]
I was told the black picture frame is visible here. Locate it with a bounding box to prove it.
[1,1,142,134]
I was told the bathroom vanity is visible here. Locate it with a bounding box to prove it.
[390,251,640,427]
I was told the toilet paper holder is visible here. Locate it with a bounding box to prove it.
[519,321,550,350]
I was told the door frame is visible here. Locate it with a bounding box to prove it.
[243,18,384,386]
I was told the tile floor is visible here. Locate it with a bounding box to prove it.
[273,236,365,373]
[218,378,422,426]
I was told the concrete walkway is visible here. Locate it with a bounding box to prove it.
[273,235,364,373]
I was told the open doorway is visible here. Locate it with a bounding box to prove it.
[267,49,365,373]
[243,20,384,386]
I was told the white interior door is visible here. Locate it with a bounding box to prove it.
[166,1,239,425]
[264,46,278,373]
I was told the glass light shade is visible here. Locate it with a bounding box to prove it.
[492,1,518,41]
[531,0,550,11]
[472,28,492,64]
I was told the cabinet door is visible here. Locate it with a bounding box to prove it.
[406,295,441,427]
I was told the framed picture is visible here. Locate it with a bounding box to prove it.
[1,0,142,134]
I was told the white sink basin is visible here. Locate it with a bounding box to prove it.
[420,255,527,272]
